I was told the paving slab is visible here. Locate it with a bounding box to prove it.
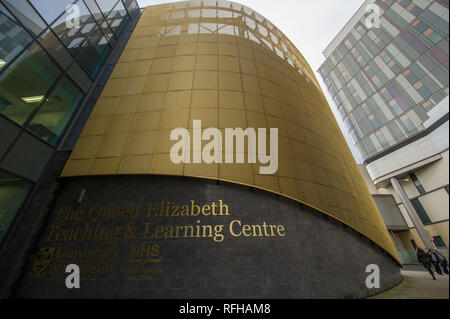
[370,266,449,299]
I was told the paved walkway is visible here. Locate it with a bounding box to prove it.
[370,265,449,299]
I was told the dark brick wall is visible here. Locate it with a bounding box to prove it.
[14,175,402,299]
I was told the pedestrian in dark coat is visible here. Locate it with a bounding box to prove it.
[428,249,443,275]
[416,247,436,280]
[434,249,449,275]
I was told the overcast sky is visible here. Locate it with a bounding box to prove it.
[136,0,366,163]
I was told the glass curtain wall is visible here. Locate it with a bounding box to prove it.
[0,0,141,246]
[0,170,32,243]
[1,0,140,145]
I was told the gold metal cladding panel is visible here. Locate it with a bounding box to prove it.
[61,1,400,264]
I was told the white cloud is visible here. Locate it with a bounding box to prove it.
[135,0,364,163]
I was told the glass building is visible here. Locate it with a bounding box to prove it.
[0,0,140,245]
[318,0,449,162]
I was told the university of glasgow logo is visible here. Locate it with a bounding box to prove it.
[29,247,55,278]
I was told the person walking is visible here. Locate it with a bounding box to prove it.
[428,249,443,275]
[416,247,436,280]
[434,249,449,275]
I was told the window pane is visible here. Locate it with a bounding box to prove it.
[2,0,46,36]
[29,0,76,25]
[38,28,73,70]
[0,116,21,158]
[96,0,119,17]
[0,43,61,125]
[107,0,128,37]
[83,0,104,24]
[100,20,114,41]
[411,198,431,225]
[0,4,33,70]
[28,75,84,145]
[125,0,140,19]
[400,114,416,132]
[76,28,111,77]
[0,170,33,243]
[410,173,426,195]
[434,236,446,248]
[51,0,98,57]
[67,61,92,93]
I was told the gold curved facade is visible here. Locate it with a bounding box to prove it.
[61,1,400,263]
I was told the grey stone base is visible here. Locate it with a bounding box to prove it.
[15,175,402,298]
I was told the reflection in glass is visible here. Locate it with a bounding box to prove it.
[231,2,242,11]
[51,0,98,57]
[203,0,217,6]
[107,0,128,37]
[28,75,84,145]
[254,12,264,23]
[243,6,253,16]
[201,9,216,18]
[2,0,46,36]
[245,17,256,30]
[0,170,33,243]
[258,24,268,37]
[76,28,111,77]
[84,0,104,23]
[189,0,202,7]
[218,9,232,18]
[100,21,114,41]
[67,61,92,93]
[275,47,283,59]
[218,1,231,8]
[218,24,234,35]
[96,0,119,17]
[0,43,61,125]
[187,9,201,18]
[270,32,278,44]
[39,28,73,70]
[246,30,260,44]
[188,23,199,34]
[126,0,141,19]
[200,22,217,33]
[0,4,33,70]
[29,0,75,25]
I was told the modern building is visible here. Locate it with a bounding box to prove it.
[1,0,402,299]
[318,0,449,261]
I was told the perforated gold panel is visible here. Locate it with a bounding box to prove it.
[61,1,400,263]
